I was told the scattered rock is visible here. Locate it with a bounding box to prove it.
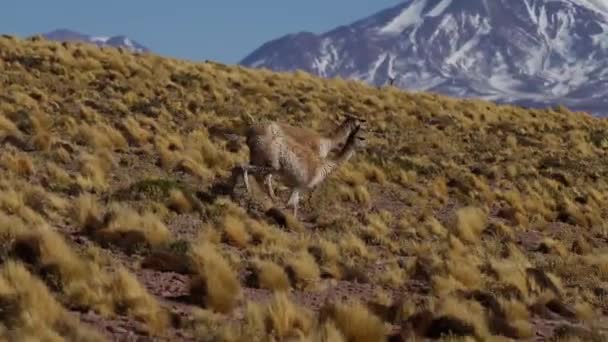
[403,310,477,339]
[594,287,608,297]
[10,236,41,265]
[91,230,150,255]
[571,237,592,255]
[545,299,577,319]
[526,268,561,298]
[460,290,504,318]
[141,250,194,274]
[411,257,433,282]
[554,324,595,340]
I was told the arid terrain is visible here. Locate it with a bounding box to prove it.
[1,35,608,341]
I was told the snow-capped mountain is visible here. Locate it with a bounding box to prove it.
[41,29,150,53]
[241,0,608,116]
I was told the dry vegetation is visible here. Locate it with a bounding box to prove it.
[0,35,608,341]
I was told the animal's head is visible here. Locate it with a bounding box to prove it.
[341,113,367,130]
[345,124,367,150]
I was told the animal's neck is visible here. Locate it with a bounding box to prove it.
[321,134,358,176]
[334,141,357,166]
[328,121,354,147]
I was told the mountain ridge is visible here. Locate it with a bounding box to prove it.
[40,28,150,53]
[241,0,608,116]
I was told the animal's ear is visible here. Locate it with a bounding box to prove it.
[343,113,367,123]
[329,114,340,126]
[351,123,362,136]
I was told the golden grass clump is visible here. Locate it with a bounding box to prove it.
[13,227,107,305]
[168,188,193,213]
[232,293,314,341]
[120,116,152,146]
[155,134,183,170]
[336,165,367,187]
[490,260,530,299]
[74,192,103,229]
[377,261,407,288]
[0,260,106,342]
[0,150,35,176]
[398,169,417,187]
[101,204,173,248]
[321,300,388,342]
[0,114,21,139]
[74,121,128,151]
[76,152,111,192]
[46,161,74,188]
[264,292,314,339]
[7,225,168,334]
[339,232,370,259]
[455,206,487,243]
[497,299,534,338]
[359,161,388,184]
[250,258,291,291]
[285,251,321,290]
[434,296,490,339]
[29,109,54,151]
[443,253,483,291]
[221,214,251,248]
[109,267,170,334]
[189,240,242,313]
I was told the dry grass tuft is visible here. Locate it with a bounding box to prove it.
[321,300,388,342]
[1,150,35,176]
[222,214,251,248]
[455,206,487,243]
[90,204,172,251]
[435,296,490,339]
[264,292,314,339]
[285,251,321,290]
[110,267,170,334]
[250,259,290,291]
[168,188,193,213]
[0,260,106,342]
[189,240,242,313]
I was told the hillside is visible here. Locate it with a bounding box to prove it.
[1,35,608,341]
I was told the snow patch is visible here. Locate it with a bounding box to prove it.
[428,0,453,17]
[90,36,109,43]
[124,37,133,48]
[249,59,267,68]
[380,0,427,34]
[387,54,396,79]
[445,18,491,67]
[367,53,389,82]
[576,0,608,14]
[313,38,339,76]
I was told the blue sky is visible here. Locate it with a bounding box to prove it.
[2,1,401,64]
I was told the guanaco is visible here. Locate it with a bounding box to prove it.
[242,123,366,218]
[243,114,365,200]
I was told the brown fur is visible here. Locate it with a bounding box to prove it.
[277,116,361,158]
[243,116,362,200]
[242,123,365,218]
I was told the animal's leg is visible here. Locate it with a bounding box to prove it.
[242,165,274,193]
[243,168,251,194]
[264,174,277,200]
[253,173,276,202]
[286,189,300,219]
